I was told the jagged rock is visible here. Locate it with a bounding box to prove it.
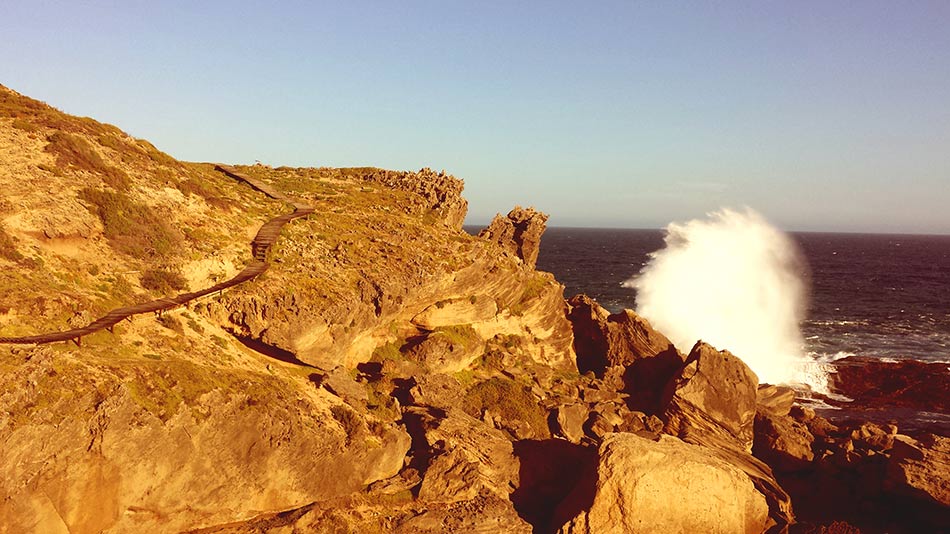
[407,374,465,410]
[884,433,950,508]
[478,206,548,269]
[756,384,795,417]
[583,412,615,440]
[556,404,587,444]
[404,327,483,374]
[363,167,469,229]
[753,413,815,471]
[789,405,816,422]
[394,493,533,533]
[556,433,771,534]
[322,366,369,405]
[417,410,519,504]
[566,295,684,411]
[663,341,759,452]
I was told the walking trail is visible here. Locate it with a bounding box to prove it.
[0,165,313,346]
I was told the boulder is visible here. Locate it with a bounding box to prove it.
[405,326,484,374]
[478,206,549,269]
[753,413,815,471]
[417,410,519,503]
[663,341,759,452]
[407,373,465,410]
[556,433,771,534]
[566,295,684,411]
[556,404,587,444]
[756,384,795,417]
[884,433,950,508]
[322,366,369,405]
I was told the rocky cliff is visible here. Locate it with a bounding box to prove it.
[1,85,946,534]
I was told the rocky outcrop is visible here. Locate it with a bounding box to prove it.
[363,167,468,229]
[884,433,950,508]
[557,433,771,534]
[415,409,520,503]
[663,341,759,452]
[566,295,684,411]
[0,347,411,534]
[753,412,816,471]
[478,206,549,269]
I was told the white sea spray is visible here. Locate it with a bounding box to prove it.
[625,207,831,392]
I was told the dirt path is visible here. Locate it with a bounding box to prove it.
[0,165,313,346]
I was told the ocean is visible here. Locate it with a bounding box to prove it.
[535,228,950,365]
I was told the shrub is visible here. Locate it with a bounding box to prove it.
[157,314,184,335]
[78,188,181,258]
[176,178,234,210]
[463,377,550,438]
[141,268,187,293]
[11,118,38,132]
[0,225,24,263]
[45,132,130,190]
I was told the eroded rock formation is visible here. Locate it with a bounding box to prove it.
[478,206,549,269]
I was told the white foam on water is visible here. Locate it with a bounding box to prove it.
[626,208,832,393]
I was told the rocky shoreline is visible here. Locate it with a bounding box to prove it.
[1,86,947,533]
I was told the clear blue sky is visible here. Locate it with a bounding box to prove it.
[2,1,949,233]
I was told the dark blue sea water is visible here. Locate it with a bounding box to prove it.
[533,228,950,364]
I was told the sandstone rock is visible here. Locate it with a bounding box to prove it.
[756,384,795,417]
[418,410,519,503]
[557,433,771,534]
[363,167,469,229]
[478,206,548,269]
[584,412,615,440]
[405,326,484,374]
[556,404,587,444]
[407,373,465,410]
[753,413,815,471]
[322,366,369,405]
[884,433,950,508]
[663,341,759,452]
[566,295,684,411]
[411,297,498,331]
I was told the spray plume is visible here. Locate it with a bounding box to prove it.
[626,208,826,389]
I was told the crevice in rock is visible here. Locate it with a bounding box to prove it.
[233,334,317,368]
[510,439,598,533]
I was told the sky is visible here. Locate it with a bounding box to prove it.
[2,1,949,234]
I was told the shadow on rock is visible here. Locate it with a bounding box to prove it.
[510,439,598,534]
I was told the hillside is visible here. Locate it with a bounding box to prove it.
[0,85,577,532]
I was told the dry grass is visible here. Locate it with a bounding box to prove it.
[141,268,188,294]
[78,188,181,259]
[45,132,130,190]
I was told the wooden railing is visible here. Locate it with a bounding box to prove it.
[0,165,313,346]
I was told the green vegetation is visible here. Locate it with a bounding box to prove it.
[508,274,550,316]
[45,132,130,190]
[156,314,185,335]
[140,268,187,293]
[78,188,181,258]
[463,377,550,438]
[370,340,404,363]
[0,225,24,263]
[434,324,479,348]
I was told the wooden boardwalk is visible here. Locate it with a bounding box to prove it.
[0,165,314,346]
